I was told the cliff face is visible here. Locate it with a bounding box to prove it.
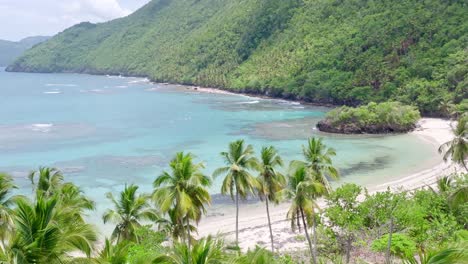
[7,0,468,115]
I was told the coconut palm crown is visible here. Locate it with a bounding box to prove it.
[213,139,259,245]
[103,184,158,243]
[439,115,468,171]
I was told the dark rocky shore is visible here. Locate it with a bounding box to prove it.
[316,119,418,134]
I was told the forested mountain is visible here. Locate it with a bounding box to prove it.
[0,36,49,66]
[7,0,467,115]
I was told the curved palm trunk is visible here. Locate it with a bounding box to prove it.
[186,217,192,263]
[297,209,301,232]
[235,185,239,246]
[265,198,274,252]
[462,160,468,172]
[312,215,318,264]
[300,208,314,260]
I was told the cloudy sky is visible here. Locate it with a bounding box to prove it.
[0,0,151,41]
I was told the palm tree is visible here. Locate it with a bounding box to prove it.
[156,208,196,242]
[291,138,339,263]
[213,139,259,246]
[256,146,285,252]
[103,184,158,243]
[94,238,130,264]
[233,246,276,264]
[439,115,468,171]
[296,137,339,193]
[29,167,64,198]
[153,235,229,264]
[404,244,468,264]
[28,167,94,219]
[0,173,18,249]
[438,99,456,118]
[2,195,97,263]
[153,152,211,254]
[284,165,325,264]
[58,182,96,223]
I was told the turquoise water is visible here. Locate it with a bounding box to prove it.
[0,68,439,231]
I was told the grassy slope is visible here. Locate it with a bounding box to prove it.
[7,0,468,115]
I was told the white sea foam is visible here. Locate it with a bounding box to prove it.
[128,78,150,84]
[145,87,159,91]
[236,100,260,104]
[106,75,124,79]
[277,99,300,105]
[45,83,77,87]
[115,85,128,88]
[89,89,104,93]
[43,91,62,94]
[30,123,53,132]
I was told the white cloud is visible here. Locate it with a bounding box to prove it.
[0,0,136,41]
[61,0,131,21]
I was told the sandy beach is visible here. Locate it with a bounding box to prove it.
[197,118,458,252]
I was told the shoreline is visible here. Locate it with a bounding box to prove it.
[197,118,457,252]
[2,69,458,251]
[178,85,339,109]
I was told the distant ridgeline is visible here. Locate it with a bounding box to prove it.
[7,0,467,116]
[0,36,50,66]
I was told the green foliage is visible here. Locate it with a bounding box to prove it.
[127,226,165,263]
[234,246,299,264]
[0,36,49,66]
[319,102,421,133]
[439,115,468,171]
[8,0,467,115]
[153,235,230,264]
[371,233,417,259]
[153,152,212,243]
[0,169,98,263]
[325,183,364,232]
[0,173,18,243]
[256,146,285,251]
[0,151,467,263]
[103,184,158,243]
[213,139,259,245]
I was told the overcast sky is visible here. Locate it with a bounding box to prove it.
[0,0,151,41]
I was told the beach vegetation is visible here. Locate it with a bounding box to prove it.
[153,152,211,256]
[213,140,259,246]
[439,115,468,171]
[317,102,421,134]
[284,165,325,262]
[256,146,285,251]
[103,184,158,243]
[0,138,466,263]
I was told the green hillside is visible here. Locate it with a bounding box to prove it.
[0,36,49,66]
[7,0,467,115]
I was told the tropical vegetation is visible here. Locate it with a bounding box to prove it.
[317,102,421,134]
[0,129,466,263]
[439,115,468,170]
[213,140,259,246]
[7,0,467,116]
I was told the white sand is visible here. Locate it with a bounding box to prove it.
[197,118,458,252]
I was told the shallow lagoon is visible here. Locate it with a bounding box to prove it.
[0,69,439,232]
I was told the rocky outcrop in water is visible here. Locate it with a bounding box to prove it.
[316,119,417,134]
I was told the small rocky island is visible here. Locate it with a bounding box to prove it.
[317,102,421,134]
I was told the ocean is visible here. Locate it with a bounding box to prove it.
[0,68,439,233]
